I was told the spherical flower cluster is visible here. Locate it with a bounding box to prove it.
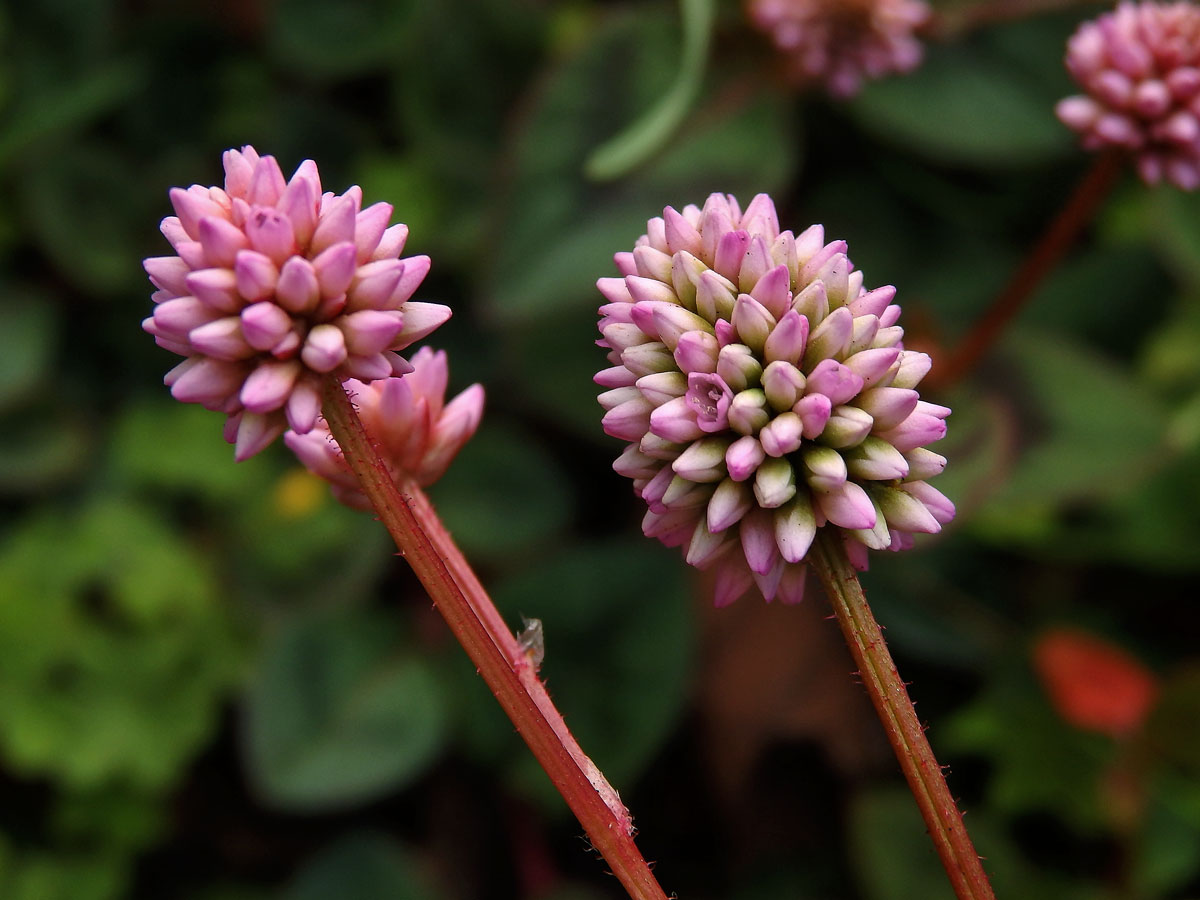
[143,146,451,459]
[285,348,485,510]
[745,0,930,98]
[1057,1,1200,189]
[596,194,953,607]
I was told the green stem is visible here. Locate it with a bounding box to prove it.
[811,532,996,900]
[320,376,667,900]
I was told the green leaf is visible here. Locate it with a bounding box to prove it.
[1081,444,1200,571]
[269,0,416,80]
[463,539,692,804]
[0,408,90,494]
[427,422,574,564]
[485,7,795,324]
[955,333,1166,543]
[226,463,392,602]
[285,833,439,900]
[849,787,956,900]
[1145,664,1200,772]
[1147,186,1200,288]
[849,785,1100,900]
[944,659,1112,832]
[0,498,241,789]
[847,38,1073,168]
[0,292,56,412]
[52,785,164,853]
[19,141,156,296]
[0,59,144,166]
[244,607,447,811]
[502,310,617,439]
[108,398,260,501]
[584,0,714,180]
[0,846,127,900]
[1133,771,1200,897]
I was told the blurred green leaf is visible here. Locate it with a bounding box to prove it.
[354,153,446,258]
[849,785,1100,900]
[0,61,142,165]
[858,540,1014,671]
[109,398,260,500]
[1055,443,1200,571]
[0,497,243,789]
[502,310,613,439]
[1147,187,1200,288]
[849,787,956,900]
[244,607,447,811]
[284,833,439,900]
[428,421,574,564]
[945,659,1112,832]
[189,887,271,900]
[0,293,56,412]
[963,333,1166,543]
[1145,664,1200,772]
[227,464,391,601]
[847,40,1072,168]
[19,141,155,295]
[0,842,127,900]
[1140,293,1200,395]
[269,0,416,80]
[52,784,164,852]
[474,539,693,803]
[585,0,714,180]
[1024,243,1169,355]
[1133,771,1200,897]
[0,408,90,494]
[486,7,795,323]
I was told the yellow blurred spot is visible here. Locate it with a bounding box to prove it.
[273,468,327,519]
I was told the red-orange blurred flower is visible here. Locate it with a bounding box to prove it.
[1033,628,1159,737]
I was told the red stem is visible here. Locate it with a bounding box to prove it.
[321,377,666,900]
[934,150,1124,389]
[811,533,996,900]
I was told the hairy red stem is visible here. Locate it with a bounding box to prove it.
[812,533,996,900]
[321,377,666,900]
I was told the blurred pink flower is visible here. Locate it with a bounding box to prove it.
[746,0,930,98]
[596,193,952,607]
[285,348,484,509]
[1057,1,1200,189]
[143,146,451,459]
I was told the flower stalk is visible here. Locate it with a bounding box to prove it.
[320,376,668,900]
[810,531,996,900]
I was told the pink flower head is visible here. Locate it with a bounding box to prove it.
[1057,1,1200,189]
[596,194,953,607]
[143,146,452,459]
[284,347,484,509]
[746,0,930,98]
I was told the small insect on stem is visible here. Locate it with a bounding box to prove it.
[517,616,545,672]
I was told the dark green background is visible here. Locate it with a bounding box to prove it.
[3,0,1200,897]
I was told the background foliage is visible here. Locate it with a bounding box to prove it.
[2,0,1200,897]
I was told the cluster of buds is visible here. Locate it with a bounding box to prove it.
[745,0,930,98]
[143,146,450,459]
[1057,1,1200,189]
[285,348,484,509]
[596,194,953,606]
